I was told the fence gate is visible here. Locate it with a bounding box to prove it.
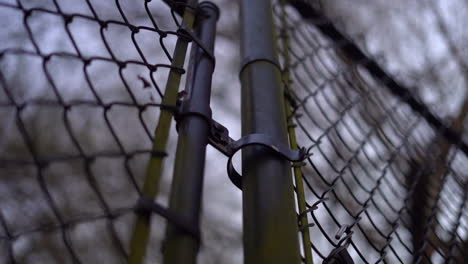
[1,0,467,264]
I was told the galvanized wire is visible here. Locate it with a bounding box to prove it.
[0,0,195,262]
[276,1,468,263]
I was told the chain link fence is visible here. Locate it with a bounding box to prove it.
[1,0,467,263]
[0,0,197,262]
[276,1,468,263]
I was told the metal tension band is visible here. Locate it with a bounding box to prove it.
[174,91,213,132]
[177,25,216,66]
[135,196,200,242]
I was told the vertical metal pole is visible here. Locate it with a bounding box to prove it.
[279,1,314,263]
[128,1,197,263]
[240,0,301,263]
[163,2,219,264]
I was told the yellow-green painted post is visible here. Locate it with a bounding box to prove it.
[279,2,314,263]
[128,2,198,263]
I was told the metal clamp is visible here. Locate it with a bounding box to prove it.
[208,121,307,189]
[225,133,307,189]
[204,118,307,189]
[174,93,307,190]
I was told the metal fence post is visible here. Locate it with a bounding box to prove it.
[128,1,197,263]
[279,1,314,263]
[162,2,219,264]
[239,0,301,263]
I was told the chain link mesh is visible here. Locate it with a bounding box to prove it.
[2,0,468,263]
[0,0,194,262]
[276,1,468,263]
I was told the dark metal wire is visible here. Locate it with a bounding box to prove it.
[275,1,468,263]
[2,0,467,263]
[0,0,192,262]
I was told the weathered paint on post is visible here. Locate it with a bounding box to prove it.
[128,1,198,263]
[280,1,314,263]
[239,0,301,263]
[163,2,219,264]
